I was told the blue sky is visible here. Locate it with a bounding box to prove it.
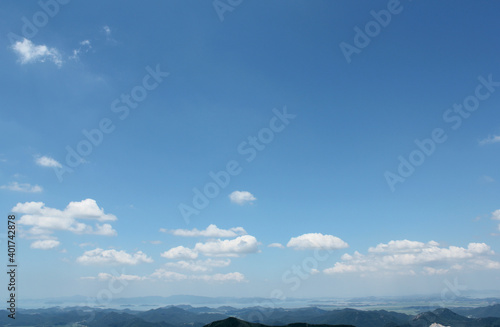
[1,0,500,303]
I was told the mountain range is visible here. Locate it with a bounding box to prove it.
[2,304,500,327]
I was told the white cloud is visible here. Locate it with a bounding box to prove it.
[287,233,348,250]
[268,243,285,248]
[79,242,96,248]
[194,235,259,257]
[324,240,500,276]
[96,272,146,281]
[229,191,256,205]
[11,38,62,66]
[13,199,118,238]
[491,210,500,221]
[93,224,117,236]
[77,248,153,265]
[165,259,231,272]
[480,175,495,183]
[64,199,117,221]
[30,239,60,250]
[423,267,449,275]
[192,272,245,282]
[103,25,111,36]
[151,269,188,281]
[479,135,500,145]
[150,269,245,283]
[35,155,62,168]
[491,210,500,231]
[82,273,146,281]
[165,224,247,238]
[161,246,198,260]
[70,40,92,61]
[1,182,42,193]
[368,239,438,253]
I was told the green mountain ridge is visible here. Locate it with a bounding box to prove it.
[2,305,500,327]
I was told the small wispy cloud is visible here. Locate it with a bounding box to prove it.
[11,38,62,67]
[479,135,500,145]
[0,182,42,193]
[268,243,285,248]
[229,191,256,205]
[30,239,60,250]
[70,40,92,61]
[164,259,231,272]
[150,269,245,283]
[479,175,495,184]
[103,25,111,36]
[35,155,62,168]
[83,273,147,281]
[102,25,118,45]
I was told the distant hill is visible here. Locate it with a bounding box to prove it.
[2,304,500,327]
[452,304,500,318]
[204,317,354,327]
[401,308,500,327]
[224,306,408,327]
[137,306,228,326]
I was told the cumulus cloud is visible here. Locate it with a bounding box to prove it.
[165,259,231,272]
[35,155,62,168]
[12,199,118,239]
[64,199,117,221]
[268,243,285,248]
[324,240,500,276]
[194,235,259,257]
[287,233,348,250]
[11,38,62,66]
[30,239,60,250]
[165,224,247,238]
[492,210,500,231]
[161,246,198,260]
[479,135,500,145]
[229,191,256,205]
[491,210,500,221]
[1,182,42,193]
[77,248,153,265]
